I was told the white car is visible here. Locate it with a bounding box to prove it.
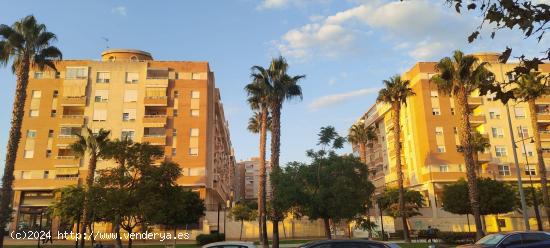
[202,241,257,248]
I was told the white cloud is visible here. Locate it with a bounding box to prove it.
[258,0,330,10]
[308,87,379,111]
[111,6,127,16]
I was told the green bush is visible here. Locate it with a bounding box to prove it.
[196,233,225,246]
[438,232,475,244]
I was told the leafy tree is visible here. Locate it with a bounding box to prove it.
[229,203,258,240]
[348,122,376,166]
[377,188,423,219]
[70,128,110,248]
[431,50,494,240]
[0,15,62,247]
[376,75,415,242]
[244,70,270,247]
[442,179,471,216]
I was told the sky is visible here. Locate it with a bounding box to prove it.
[0,0,549,167]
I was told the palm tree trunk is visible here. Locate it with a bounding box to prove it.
[114,215,123,248]
[258,107,268,248]
[391,103,410,243]
[79,154,98,248]
[0,57,30,248]
[270,102,282,248]
[455,90,483,240]
[359,143,367,165]
[529,99,550,226]
[323,218,331,240]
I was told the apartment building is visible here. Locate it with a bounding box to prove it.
[11,49,236,232]
[234,157,272,201]
[354,52,550,232]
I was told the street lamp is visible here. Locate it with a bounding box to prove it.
[505,103,530,230]
[514,126,543,231]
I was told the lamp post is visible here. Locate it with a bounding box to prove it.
[505,103,530,230]
[516,126,543,230]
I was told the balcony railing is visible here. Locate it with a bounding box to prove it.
[537,112,550,122]
[144,114,167,118]
[144,96,168,106]
[60,96,86,106]
[61,115,84,118]
[143,134,166,137]
[56,156,76,159]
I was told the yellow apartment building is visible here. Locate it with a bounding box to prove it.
[11,49,236,233]
[354,53,550,232]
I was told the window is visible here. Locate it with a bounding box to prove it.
[450,108,455,115]
[191,90,200,99]
[453,127,458,134]
[122,109,136,121]
[43,170,49,179]
[498,164,511,176]
[191,109,199,117]
[48,130,54,138]
[501,234,521,246]
[525,165,536,176]
[430,90,438,98]
[506,73,516,82]
[173,109,178,117]
[458,164,463,172]
[94,90,109,102]
[495,146,507,157]
[27,130,37,138]
[497,219,506,228]
[489,109,501,119]
[50,110,57,117]
[147,69,169,79]
[517,126,529,139]
[432,108,441,116]
[34,71,44,79]
[53,90,58,98]
[172,129,177,137]
[124,90,138,102]
[171,148,177,156]
[29,110,39,117]
[189,148,199,156]
[60,127,80,136]
[130,56,138,62]
[24,150,34,158]
[46,150,52,158]
[32,90,42,98]
[435,127,444,135]
[66,67,88,79]
[515,107,526,119]
[21,171,31,179]
[174,91,179,98]
[439,164,449,172]
[126,72,139,83]
[491,127,504,138]
[121,130,135,141]
[96,72,110,83]
[437,146,446,153]
[190,128,199,137]
[93,109,107,121]
[191,73,201,80]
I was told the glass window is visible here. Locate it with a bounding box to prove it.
[126,72,139,83]
[50,110,57,117]
[92,109,107,121]
[432,108,441,116]
[191,109,199,117]
[171,148,176,156]
[435,127,443,135]
[501,234,522,246]
[437,146,446,153]
[450,108,455,115]
[525,164,536,176]
[29,110,39,117]
[174,91,179,98]
[34,71,44,79]
[173,109,178,117]
[48,130,54,138]
[191,90,200,99]
[517,126,529,138]
[515,107,526,118]
[53,90,58,98]
[498,164,511,176]
[495,146,507,157]
[439,164,449,172]
[492,127,504,138]
[190,128,199,137]
[489,110,501,119]
[189,148,199,156]
[24,150,34,158]
[191,73,201,80]
[27,130,37,138]
[31,90,42,98]
[121,130,135,141]
[21,171,32,179]
[430,90,438,98]
[65,67,88,79]
[122,109,136,121]
[96,72,110,83]
[124,90,138,102]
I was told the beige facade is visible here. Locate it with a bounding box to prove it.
[235,157,272,201]
[354,53,550,232]
[12,49,236,232]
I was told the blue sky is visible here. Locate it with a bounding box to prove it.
[0,0,548,167]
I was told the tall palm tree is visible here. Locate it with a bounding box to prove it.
[348,122,376,166]
[0,15,62,246]
[247,112,272,134]
[512,71,550,226]
[377,75,415,243]
[471,131,491,175]
[262,56,304,248]
[70,128,110,248]
[431,50,494,240]
[245,74,270,248]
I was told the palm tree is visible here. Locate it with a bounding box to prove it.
[512,71,550,226]
[0,15,62,246]
[431,50,494,240]
[245,73,270,248]
[471,131,491,174]
[348,122,376,166]
[247,112,272,134]
[70,128,110,248]
[377,75,415,243]
[263,56,304,248]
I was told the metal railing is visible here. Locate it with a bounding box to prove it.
[144,115,167,118]
[56,156,76,159]
[61,115,84,118]
[143,134,166,138]
[144,96,167,99]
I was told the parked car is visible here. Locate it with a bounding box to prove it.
[457,231,550,248]
[202,241,256,248]
[298,239,401,248]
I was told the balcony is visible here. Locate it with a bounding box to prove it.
[537,112,550,123]
[145,78,169,87]
[57,135,79,144]
[543,149,550,159]
[468,97,483,106]
[60,96,86,106]
[422,172,467,182]
[540,130,550,141]
[469,115,486,126]
[143,115,167,127]
[144,96,167,106]
[54,157,79,166]
[60,115,85,125]
[536,96,550,104]
[477,152,492,162]
[142,135,166,145]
